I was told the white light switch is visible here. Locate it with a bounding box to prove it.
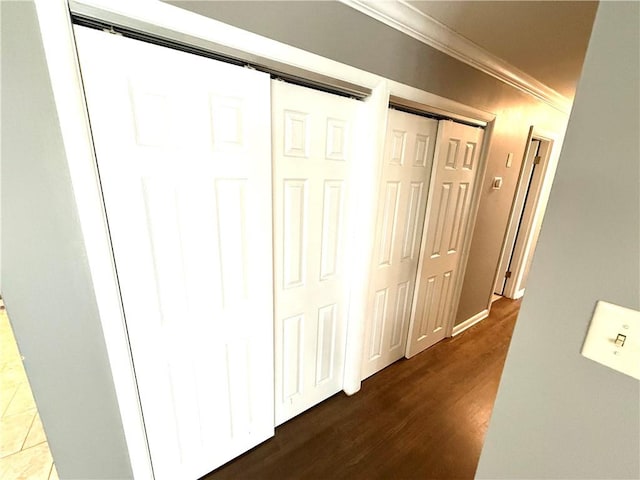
[581,301,640,380]
[492,177,503,189]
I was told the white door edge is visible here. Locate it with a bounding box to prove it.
[404,122,444,357]
[343,82,390,395]
[34,1,153,478]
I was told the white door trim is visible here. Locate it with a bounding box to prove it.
[503,131,558,299]
[493,129,538,297]
[494,127,561,301]
[34,1,153,478]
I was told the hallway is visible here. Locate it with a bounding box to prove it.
[205,297,521,479]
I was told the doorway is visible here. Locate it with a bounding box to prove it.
[494,131,555,299]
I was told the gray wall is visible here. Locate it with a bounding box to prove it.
[476,2,640,478]
[1,3,133,478]
[168,1,572,325]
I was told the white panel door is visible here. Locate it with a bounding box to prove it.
[75,27,274,479]
[361,109,438,379]
[272,80,360,425]
[406,120,485,358]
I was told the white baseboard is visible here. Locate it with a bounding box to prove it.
[452,309,489,336]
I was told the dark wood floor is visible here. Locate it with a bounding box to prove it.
[203,297,521,480]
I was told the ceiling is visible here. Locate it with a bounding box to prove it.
[407,1,599,99]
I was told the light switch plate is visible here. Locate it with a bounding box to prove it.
[582,301,640,380]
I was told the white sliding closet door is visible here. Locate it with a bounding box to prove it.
[75,27,274,479]
[361,109,438,380]
[272,80,360,425]
[406,120,485,358]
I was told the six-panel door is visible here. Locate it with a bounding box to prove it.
[271,81,361,424]
[75,27,275,479]
[361,110,438,379]
[406,120,485,358]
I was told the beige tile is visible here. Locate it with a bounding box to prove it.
[0,339,15,355]
[0,343,21,363]
[23,414,48,450]
[0,339,20,363]
[0,442,53,480]
[0,323,21,364]
[0,409,35,458]
[48,463,58,480]
[0,385,18,419]
[4,383,36,417]
[0,310,27,393]
[0,360,23,375]
[0,363,28,391]
[0,312,11,337]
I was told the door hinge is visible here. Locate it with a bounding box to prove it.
[505,271,512,279]
[534,155,542,165]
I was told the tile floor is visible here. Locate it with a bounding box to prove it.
[0,303,58,480]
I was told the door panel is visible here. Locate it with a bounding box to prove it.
[406,120,484,358]
[272,81,360,424]
[75,27,274,479]
[361,110,438,380]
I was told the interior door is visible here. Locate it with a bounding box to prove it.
[272,80,360,425]
[406,120,485,358]
[361,109,438,380]
[75,27,274,479]
[505,140,545,297]
[494,139,540,295]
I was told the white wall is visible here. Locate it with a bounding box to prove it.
[476,2,639,478]
[1,2,133,478]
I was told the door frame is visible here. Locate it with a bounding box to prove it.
[493,126,561,300]
[37,0,497,475]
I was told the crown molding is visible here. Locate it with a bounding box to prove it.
[340,0,572,114]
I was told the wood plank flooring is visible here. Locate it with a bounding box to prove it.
[203,297,521,480]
